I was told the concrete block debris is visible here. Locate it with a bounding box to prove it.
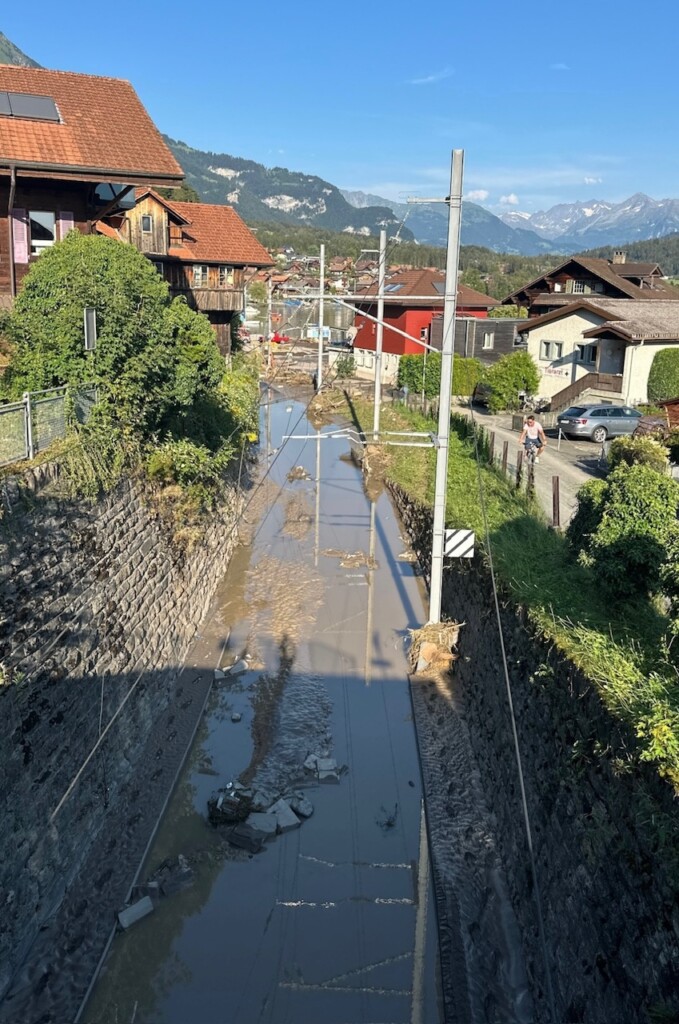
[213,668,226,681]
[228,659,249,676]
[245,812,278,838]
[303,753,347,784]
[231,712,242,723]
[269,798,301,833]
[289,793,314,819]
[227,823,267,854]
[117,896,154,930]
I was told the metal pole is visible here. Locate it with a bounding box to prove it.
[23,391,34,461]
[372,229,387,441]
[428,150,464,624]
[266,276,273,372]
[552,475,561,529]
[317,244,325,389]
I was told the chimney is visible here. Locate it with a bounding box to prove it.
[612,250,627,265]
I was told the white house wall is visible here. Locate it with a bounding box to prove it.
[350,346,400,385]
[622,342,679,406]
[526,309,610,398]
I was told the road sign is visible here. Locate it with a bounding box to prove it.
[444,529,475,558]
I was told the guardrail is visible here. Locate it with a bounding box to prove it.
[0,384,97,468]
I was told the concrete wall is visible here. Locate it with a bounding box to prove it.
[0,464,243,1000]
[388,484,679,1022]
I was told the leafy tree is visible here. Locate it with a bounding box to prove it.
[484,351,540,412]
[1,233,224,435]
[156,183,201,203]
[488,304,528,319]
[397,354,482,398]
[648,348,679,404]
[568,464,679,596]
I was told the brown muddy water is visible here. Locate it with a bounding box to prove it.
[82,386,443,1024]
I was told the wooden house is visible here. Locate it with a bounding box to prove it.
[504,251,679,317]
[102,190,274,352]
[0,64,183,306]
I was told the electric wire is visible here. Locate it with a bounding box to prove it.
[467,404,558,1023]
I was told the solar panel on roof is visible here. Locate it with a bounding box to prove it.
[433,282,445,294]
[4,92,60,122]
[0,93,11,116]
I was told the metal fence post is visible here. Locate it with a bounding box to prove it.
[23,391,34,461]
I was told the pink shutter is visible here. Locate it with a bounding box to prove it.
[11,208,29,264]
[58,211,74,240]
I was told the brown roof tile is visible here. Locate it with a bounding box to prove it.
[168,201,274,266]
[358,268,498,307]
[0,64,183,184]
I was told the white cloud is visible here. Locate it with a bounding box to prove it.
[500,193,520,205]
[465,189,489,201]
[584,176,603,184]
[408,67,454,86]
[550,62,570,71]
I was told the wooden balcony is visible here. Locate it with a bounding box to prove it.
[170,286,244,313]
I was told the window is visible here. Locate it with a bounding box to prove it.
[193,264,208,286]
[540,339,563,361]
[219,265,234,286]
[482,331,495,350]
[152,261,164,277]
[141,214,153,233]
[29,211,56,255]
[572,280,586,294]
[420,326,429,342]
[576,343,597,365]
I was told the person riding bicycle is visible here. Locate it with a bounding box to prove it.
[518,414,546,463]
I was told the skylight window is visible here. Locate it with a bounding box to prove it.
[0,92,60,122]
[384,283,403,293]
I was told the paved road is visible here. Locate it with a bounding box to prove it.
[455,404,607,525]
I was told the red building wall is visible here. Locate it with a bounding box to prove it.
[354,302,490,354]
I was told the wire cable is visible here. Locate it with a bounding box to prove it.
[467,404,558,1023]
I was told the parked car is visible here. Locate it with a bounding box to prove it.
[557,403,642,442]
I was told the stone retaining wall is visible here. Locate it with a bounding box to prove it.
[0,465,243,1001]
[389,482,679,1023]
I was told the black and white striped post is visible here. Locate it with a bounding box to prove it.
[444,529,475,559]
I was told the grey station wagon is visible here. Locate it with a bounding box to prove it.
[557,404,642,443]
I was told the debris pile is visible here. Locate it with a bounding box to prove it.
[117,854,194,930]
[207,751,348,853]
[408,621,464,674]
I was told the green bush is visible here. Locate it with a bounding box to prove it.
[648,348,679,404]
[398,353,441,397]
[146,438,232,487]
[484,351,540,412]
[397,354,482,397]
[607,435,669,474]
[572,464,679,596]
[334,354,355,379]
[566,478,608,555]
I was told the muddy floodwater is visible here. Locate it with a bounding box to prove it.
[83,386,442,1024]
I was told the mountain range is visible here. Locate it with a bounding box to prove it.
[500,193,679,251]
[5,32,679,258]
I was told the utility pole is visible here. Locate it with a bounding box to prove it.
[409,150,464,623]
[372,229,387,441]
[317,243,325,389]
[266,276,273,372]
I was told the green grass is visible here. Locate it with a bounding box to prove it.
[351,396,679,788]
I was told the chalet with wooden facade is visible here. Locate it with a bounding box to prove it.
[429,314,526,365]
[101,190,273,352]
[0,64,183,306]
[353,268,499,356]
[504,251,679,317]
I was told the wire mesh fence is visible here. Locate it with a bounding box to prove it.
[0,385,97,468]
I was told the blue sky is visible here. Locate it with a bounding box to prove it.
[4,0,679,213]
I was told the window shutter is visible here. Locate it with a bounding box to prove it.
[12,208,29,264]
[58,211,75,240]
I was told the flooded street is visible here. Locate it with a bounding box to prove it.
[83,385,442,1024]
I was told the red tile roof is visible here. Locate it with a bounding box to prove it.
[0,64,183,185]
[168,201,274,266]
[357,268,499,308]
